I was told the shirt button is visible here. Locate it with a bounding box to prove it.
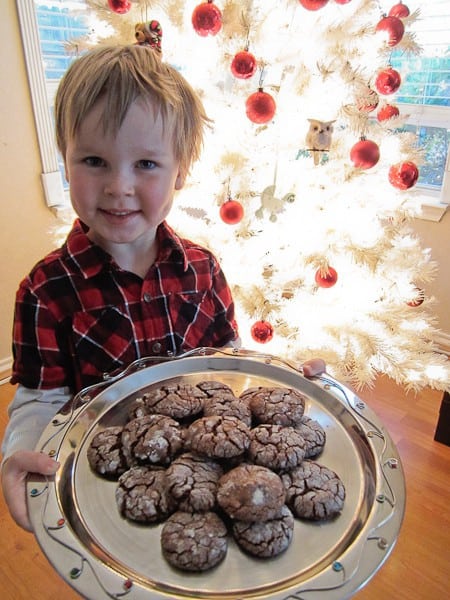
[143,292,152,303]
[152,342,162,354]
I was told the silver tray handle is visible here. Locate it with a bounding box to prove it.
[72,347,308,409]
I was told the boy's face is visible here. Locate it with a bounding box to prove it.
[64,98,184,255]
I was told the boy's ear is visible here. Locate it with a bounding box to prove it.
[174,170,185,191]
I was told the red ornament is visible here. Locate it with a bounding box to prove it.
[219,199,244,224]
[389,2,410,18]
[376,16,405,47]
[334,0,352,3]
[192,1,222,37]
[356,87,379,112]
[377,103,400,122]
[350,139,380,169]
[375,68,402,95]
[231,51,257,79]
[406,287,425,307]
[388,161,419,189]
[298,0,329,9]
[107,0,131,13]
[245,89,276,124]
[315,267,338,288]
[251,320,274,344]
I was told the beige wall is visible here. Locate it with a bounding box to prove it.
[413,213,450,334]
[0,0,59,373]
[0,0,449,377]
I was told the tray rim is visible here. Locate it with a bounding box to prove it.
[27,348,406,600]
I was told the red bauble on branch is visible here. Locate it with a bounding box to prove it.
[377,103,400,122]
[107,0,131,14]
[298,0,329,10]
[192,1,222,37]
[375,67,402,95]
[231,50,257,79]
[246,89,276,124]
[376,16,405,47]
[315,266,338,288]
[219,199,244,224]
[350,138,380,169]
[389,2,410,18]
[335,0,352,4]
[388,161,419,189]
[251,320,274,344]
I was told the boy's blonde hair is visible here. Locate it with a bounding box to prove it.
[54,44,210,177]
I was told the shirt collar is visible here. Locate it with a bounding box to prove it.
[156,221,190,271]
[64,219,190,279]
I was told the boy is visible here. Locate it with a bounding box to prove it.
[1,44,324,531]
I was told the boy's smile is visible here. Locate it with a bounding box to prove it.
[64,97,184,274]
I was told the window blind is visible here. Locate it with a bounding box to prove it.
[390,0,450,107]
[35,0,87,81]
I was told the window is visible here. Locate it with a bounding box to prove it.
[16,0,88,208]
[384,0,450,220]
[17,0,450,219]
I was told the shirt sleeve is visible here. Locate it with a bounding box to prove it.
[11,277,71,389]
[1,385,72,460]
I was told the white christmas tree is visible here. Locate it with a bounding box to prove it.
[68,0,449,391]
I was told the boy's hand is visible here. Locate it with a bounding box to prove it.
[301,358,326,377]
[1,450,60,532]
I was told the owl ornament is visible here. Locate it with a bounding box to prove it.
[135,20,163,54]
[305,119,335,165]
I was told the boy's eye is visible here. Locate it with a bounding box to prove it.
[137,159,156,170]
[84,156,105,167]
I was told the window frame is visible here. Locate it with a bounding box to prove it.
[16,0,450,220]
[397,103,450,221]
[16,0,66,209]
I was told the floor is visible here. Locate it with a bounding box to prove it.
[0,375,449,599]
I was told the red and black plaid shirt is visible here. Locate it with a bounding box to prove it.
[11,219,238,392]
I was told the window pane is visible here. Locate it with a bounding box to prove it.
[401,124,450,188]
[35,1,87,80]
[386,0,450,197]
[392,55,450,107]
[35,1,88,189]
[389,0,450,108]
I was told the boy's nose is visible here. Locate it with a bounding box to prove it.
[104,172,134,197]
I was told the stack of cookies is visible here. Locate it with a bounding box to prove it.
[87,381,345,572]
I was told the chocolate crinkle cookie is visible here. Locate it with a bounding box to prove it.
[232,505,294,558]
[281,460,346,521]
[203,394,252,427]
[196,380,235,399]
[295,416,326,458]
[127,383,206,421]
[186,415,250,459]
[161,511,228,572]
[121,414,184,467]
[164,452,224,512]
[116,466,176,523]
[248,424,307,471]
[217,464,286,522]
[87,426,127,478]
[240,387,306,426]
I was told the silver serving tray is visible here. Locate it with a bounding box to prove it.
[27,348,405,600]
